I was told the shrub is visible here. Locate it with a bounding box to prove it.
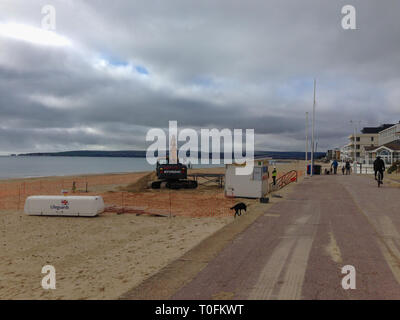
[388,161,400,174]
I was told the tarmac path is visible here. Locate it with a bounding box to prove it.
[171,174,400,300]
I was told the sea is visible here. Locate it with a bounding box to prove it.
[0,156,219,180]
[0,151,324,180]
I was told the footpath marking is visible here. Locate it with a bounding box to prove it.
[248,237,296,299]
[249,208,320,300]
[342,177,400,287]
[325,229,343,264]
[264,213,280,218]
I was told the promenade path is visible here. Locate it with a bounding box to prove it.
[171,174,400,299]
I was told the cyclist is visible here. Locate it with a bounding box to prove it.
[373,156,385,183]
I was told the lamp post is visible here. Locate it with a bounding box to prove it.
[305,112,309,177]
[311,79,316,177]
[350,120,357,173]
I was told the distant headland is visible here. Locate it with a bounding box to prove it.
[16,150,325,160]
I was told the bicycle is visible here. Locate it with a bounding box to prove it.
[377,171,383,188]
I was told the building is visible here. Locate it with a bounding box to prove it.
[364,123,400,165]
[326,148,340,160]
[340,144,352,161]
[335,149,341,160]
[378,123,400,145]
[343,124,394,163]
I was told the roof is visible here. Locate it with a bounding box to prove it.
[385,140,400,150]
[361,124,395,134]
[365,140,400,152]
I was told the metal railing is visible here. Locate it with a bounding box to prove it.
[270,170,298,192]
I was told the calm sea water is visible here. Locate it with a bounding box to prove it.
[0,156,222,180]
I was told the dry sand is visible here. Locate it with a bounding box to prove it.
[0,160,303,299]
[0,211,230,299]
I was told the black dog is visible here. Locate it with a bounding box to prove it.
[231,202,247,217]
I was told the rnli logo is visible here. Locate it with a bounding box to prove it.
[61,200,69,205]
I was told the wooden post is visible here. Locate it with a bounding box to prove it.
[169,190,172,219]
[18,186,20,211]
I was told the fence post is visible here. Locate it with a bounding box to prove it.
[169,190,172,219]
[18,186,21,211]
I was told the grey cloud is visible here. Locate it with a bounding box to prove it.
[0,0,399,154]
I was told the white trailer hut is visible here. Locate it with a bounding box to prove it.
[24,196,104,217]
[224,158,270,198]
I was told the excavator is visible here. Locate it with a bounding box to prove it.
[149,135,198,190]
[150,157,198,189]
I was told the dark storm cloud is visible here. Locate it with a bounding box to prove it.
[0,0,399,153]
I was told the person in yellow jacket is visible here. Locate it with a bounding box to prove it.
[272,167,277,185]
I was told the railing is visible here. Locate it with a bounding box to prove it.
[270,170,297,192]
[354,164,374,175]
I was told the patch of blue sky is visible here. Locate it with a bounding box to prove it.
[97,53,149,75]
[100,54,130,67]
[135,65,149,75]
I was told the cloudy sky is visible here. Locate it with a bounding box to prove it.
[0,0,399,154]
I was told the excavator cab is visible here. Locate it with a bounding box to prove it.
[151,157,197,189]
[156,157,187,181]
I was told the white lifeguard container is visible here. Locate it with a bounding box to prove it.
[24,196,104,217]
[225,158,270,198]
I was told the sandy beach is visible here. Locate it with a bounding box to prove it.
[0,211,230,299]
[0,160,303,299]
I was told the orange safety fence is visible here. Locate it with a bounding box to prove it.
[0,173,237,217]
[0,173,144,210]
[100,191,236,217]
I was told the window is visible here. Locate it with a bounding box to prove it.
[379,150,389,156]
[371,137,374,141]
[356,145,360,149]
[356,137,360,142]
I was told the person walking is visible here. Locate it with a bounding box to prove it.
[331,159,339,174]
[341,165,345,175]
[345,160,351,175]
[272,167,277,185]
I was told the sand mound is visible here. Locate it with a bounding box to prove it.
[119,172,156,193]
